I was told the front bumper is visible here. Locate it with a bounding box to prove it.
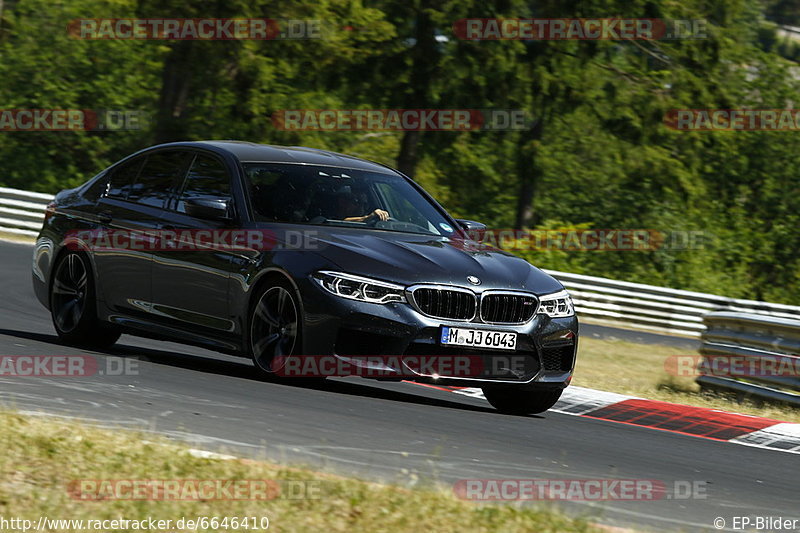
[300,278,578,388]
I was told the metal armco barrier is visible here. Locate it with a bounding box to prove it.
[0,186,53,237]
[697,312,800,406]
[545,270,800,337]
[2,186,800,339]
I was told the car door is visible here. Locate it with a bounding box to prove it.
[92,151,190,317]
[149,151,241,336]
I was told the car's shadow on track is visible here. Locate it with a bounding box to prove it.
[0,327,507,416]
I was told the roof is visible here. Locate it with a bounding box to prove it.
[172,140,401,175]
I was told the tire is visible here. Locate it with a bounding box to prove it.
[248,280,307,379]
[50,251,121,348]
[482,387,563,415]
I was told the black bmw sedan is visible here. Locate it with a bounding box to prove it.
[32,141,578,414]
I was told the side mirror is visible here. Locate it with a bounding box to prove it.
[455,219,487,241]
[184,197,231,221]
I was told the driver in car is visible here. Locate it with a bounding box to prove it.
[335,186,390,222]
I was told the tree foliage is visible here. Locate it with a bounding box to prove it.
[1,0,799,303]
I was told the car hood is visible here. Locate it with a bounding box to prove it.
[308,228,563,294]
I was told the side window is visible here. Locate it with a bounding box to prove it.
[106,157,144,200]
[82,171,110,202]
[176,154,232,214]
[127,151,190,208]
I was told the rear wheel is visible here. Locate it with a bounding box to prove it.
[249,282,302,377]
[482,387,563,415]
[50,252,120,348]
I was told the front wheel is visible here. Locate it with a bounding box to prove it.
[482,387,563,415]
[248,282,302,377]
[50,252,120,348]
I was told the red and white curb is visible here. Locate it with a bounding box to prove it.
[423,384,800,455]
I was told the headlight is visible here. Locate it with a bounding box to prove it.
[538,289,574,317]
[313,271,406,304]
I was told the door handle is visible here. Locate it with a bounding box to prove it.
[97,211,112,224]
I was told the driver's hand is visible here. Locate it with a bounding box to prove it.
[370,209,390,221]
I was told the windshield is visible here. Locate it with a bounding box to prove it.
[244,163,457,236]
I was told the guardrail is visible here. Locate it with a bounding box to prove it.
[1,186,800,338]
[697,312,800,406]
[544,270,800,337]
[0,186,53,237]
[778,24,800,37]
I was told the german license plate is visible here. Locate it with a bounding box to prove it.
[440,326,517,350]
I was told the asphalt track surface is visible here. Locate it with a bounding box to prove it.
[0,240,796,532]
